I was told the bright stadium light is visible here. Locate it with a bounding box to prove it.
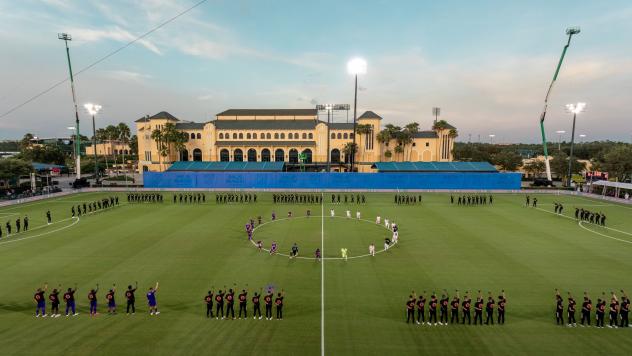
[565,102,586,114]
[67,126,76,130]
[565,102,586,187]
[84,103,103,184]
[489,134,495,144]
[347,57,367,75]
[84,103,102,116]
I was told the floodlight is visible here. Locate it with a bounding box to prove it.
[565,102,586,114]
[566,27,581,35]
[84,103,102,116]
[347,57,367,75]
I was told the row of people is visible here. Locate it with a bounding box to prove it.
[331,194,367,204]
[71,196,119,217]
[452,195,493,205]
[34,282,159,317]
[0,210,55,239]
[395,195,422,205]
[216,193,257,204]
[274,193,322,204]
[555,289,629,328]
[553,202,565,214]
[205,286,285,320]
[128,193,163,203]
[525,195,538,207]
[575,208,607,226]
[174,193,206,204]
[406,290,506,325]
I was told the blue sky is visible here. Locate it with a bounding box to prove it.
[1,0,631,142]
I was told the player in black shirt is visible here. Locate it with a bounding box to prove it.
[497,291,506,325]
[555,289,564,325]
[462,291,472,324]
[215,289,225,319]
[34,283,47,317]
[125,282,137,315]
[275,290,285,320]
[225,288,236,319]
[609,292,619,328]
[595,297,606,328]
[406,292,416,324]
[485,294,495,325]
[450,290,460,324]
[580,292,592,326]
[439,291,449,325]
[252,290,262,319]
[620,290,630,328]
[416,292,426,325]
[205,289,214,318]
[474,292,484,325]
[49,286,60,317]
[428,293,438,325]
[64,285,78,316]
[46,210,52,225]
[238,288,248,319]
[264,289,274,320]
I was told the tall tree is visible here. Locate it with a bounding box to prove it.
[376,129,392,161]
[0,158,33,186]
[600,145,632,181]
[355,124,372,163]
[20,133,34,150]
[342,142,357,168]
[491,151,523,172]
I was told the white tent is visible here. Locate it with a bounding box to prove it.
[591,180,632,199]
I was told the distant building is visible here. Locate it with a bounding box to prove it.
[85,141,131,156]
[136,109,457,172]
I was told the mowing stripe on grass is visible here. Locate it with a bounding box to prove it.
[320,193,325,356]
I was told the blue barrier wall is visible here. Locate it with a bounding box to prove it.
[143,172,522,190]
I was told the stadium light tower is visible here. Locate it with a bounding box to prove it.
[59,33,82,179]
[537,26,581,183]
[84,103,102,184]
[565,102,586,187]
[579,134,586,142]
[347,57,367,172]
[489,134,495,144]
[556,130,566,151]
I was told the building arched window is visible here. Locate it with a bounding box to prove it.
[280,133,285,139]
[343,133,348,139]
[193,148,202,161]
[247,148,257,162]
[180,149,189,161]
[233,133,237,139]
[274,148,284,162]
[274,133,279,139]
[219,133,224,139]
[294,133,299,139]
[190,133,196,140]
[302,133,307,139]
[239,133,243,139]
[331,149,341,163]
[308,133,313,139]
[196,133,201,139]
[337,133,342,139]
[247,133,251,139]
[234,149,243,162]
[288,133,293,139]
[350,133,355,139]
[220,149,229,162]
[261,148,271,162]
[253,133,257,139]
[266,133,271,139]
[289,148,298,163]
[301,148,312,163]
[331,133,335,139]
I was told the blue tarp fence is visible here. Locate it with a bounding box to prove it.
[143,172,522,190]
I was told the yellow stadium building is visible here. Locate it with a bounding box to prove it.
[136,109,457,173]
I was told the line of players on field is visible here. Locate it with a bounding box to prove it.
[71,196,119,217]
[406,290,507,325]
[128,193,164,203]
[33,282,160,317]
[395,194,422,205]
[205,285,285,320]
[172,193,206,204]
[330,193,367,204]
[273,193,322,204]
[574,207,607,226]
[451,194,494,205]
[555,289,629,328]
[2,210,55,239]
[216,193,257,204]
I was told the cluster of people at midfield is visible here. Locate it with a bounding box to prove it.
[1,210,54,239]
[128,193,165,203]
[395,194,422,205]
[205,285,285,320]
[274,193,322,204]
[216,193,257,204]
[525,195,538,207]
[172,193,206,204]
[71,196,119,217]
[330,193,367,204]
[451,195,494,205]
[33,282,160,317]
[575,207,607,226]
[406,290,507,325]
[555,289,629,328]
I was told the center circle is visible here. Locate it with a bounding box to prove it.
[249,215,397,260]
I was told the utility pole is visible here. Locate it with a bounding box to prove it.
[59,33,82,179]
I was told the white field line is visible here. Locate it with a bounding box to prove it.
[0,217,80,246]
[320,193,325,356]
[533,206,632,243]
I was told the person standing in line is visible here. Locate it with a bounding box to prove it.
[126,282,138,315]
[406,292,416,324]
[580,292,592,327]
[450,290,460,324]
[88,284,99,317]
[462,291,472,325]
[275,290,285,320]
[497,291,507,325]
[416,291,426,325]
[555,289,564,325]
[147,282,160,316]
[567,292,577,327]
[252,290,262,320]
[619,290,630,328]
[64,285,78,316]
[34,283,48,317]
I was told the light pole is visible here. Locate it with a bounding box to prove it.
[58,33,82,179]
[432,107,440,125]
[489,134,495,144]
[84,103,102,184]
[537,26,581,182]
[565,102,586,187]
[325,104,333,172]
[347,57,367,173]
[579,134,586,143]
[556,130,566,151]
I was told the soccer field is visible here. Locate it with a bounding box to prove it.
[1,191,631,355]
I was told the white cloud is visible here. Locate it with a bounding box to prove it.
[101,70,152,83]
[66,26,162,55]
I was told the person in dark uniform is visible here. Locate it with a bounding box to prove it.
[23,216,29,231]
[596,296,606,328]
[567,292,577,327]
[34,283,48,317]
[275,290,284,320]
[215,289,225,319]
[125,282,137,315]
[64,285,78,316]
[264,289,274,320]
[428,293,438,325]
[15,218,21,233]
[5,221,11,235]
[406,293,416,324]
[49,286,60,317]
[609,292,619,328]
[205,289,214,318]
[555,289,564,325]
[462,291,472,324]
[532,197,538,208]
[497,291,506,324]
[416,292,426,325]
[225,288,235,319]
[252,290,262,319]
[620,290,630,328]
[450,290,460,324]
[439,292,449,325]
[485,294,495,325]
[474,292,484,325]
[46,210,52,225]
[238,288,248,319]
[580,292,592,326]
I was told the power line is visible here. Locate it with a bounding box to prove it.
[0,0,209,120]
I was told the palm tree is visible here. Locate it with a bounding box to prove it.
[342,142,358,170]
[355,124,372,163]
[376,129,392,161]
[117,122,131,182]
[404,122,419,160]
[394,145,404,161]
[395,130,412,161]
[151,127,167,170]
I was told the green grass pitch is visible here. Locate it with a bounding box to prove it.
[1,192,632,355]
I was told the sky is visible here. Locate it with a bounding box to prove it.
[1,0,631,143]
